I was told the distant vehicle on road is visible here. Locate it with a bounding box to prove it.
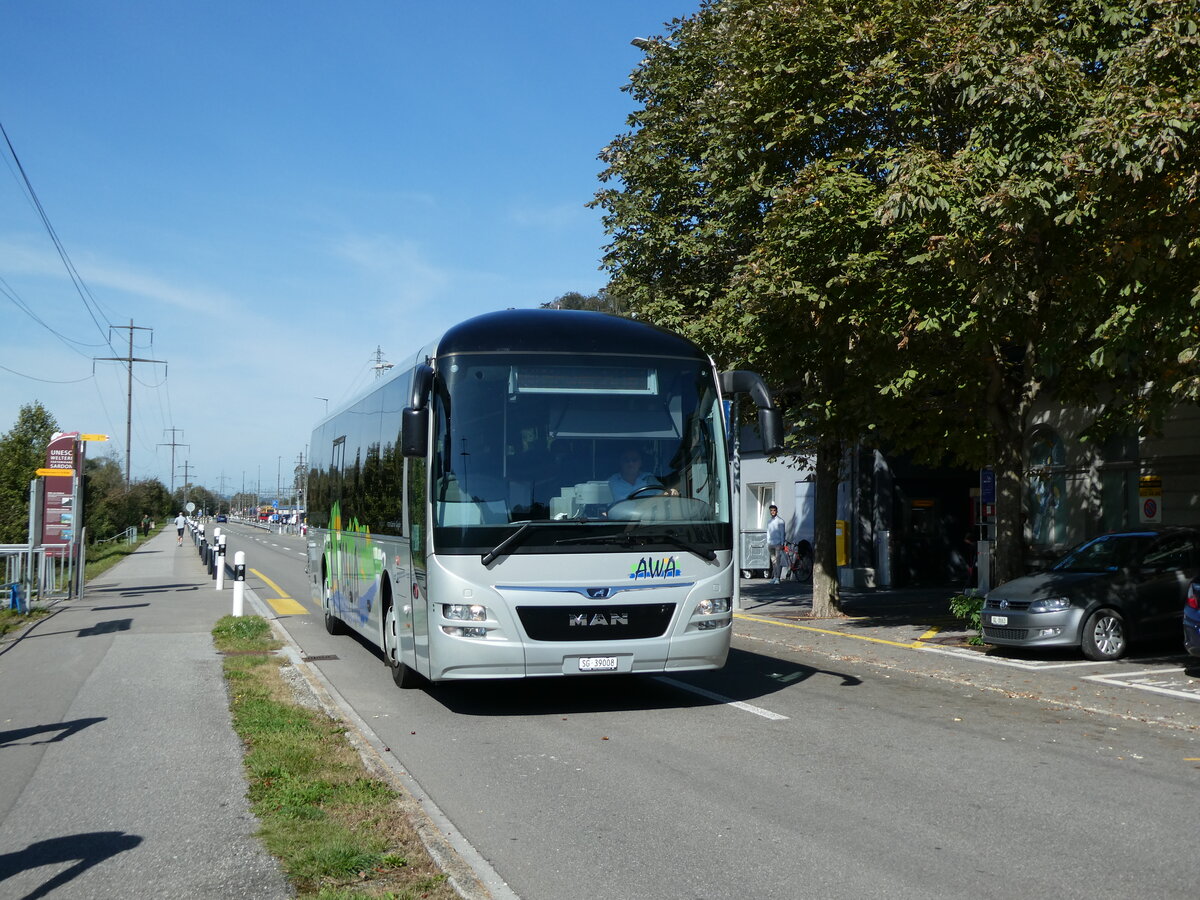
[1184,579,1200,657]
[214,514,227,523]
[981,526,1200,660]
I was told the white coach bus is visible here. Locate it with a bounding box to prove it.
[306,309,781,687]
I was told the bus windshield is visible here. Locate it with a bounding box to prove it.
[430,352,730,555]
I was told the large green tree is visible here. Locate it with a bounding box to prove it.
[0,402,60,543]
[83,455,171,541]
[596,0,1200,604]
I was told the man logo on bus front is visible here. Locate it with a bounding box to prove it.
[570,612,629,627]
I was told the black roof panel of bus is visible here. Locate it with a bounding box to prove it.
[437,309,707,359]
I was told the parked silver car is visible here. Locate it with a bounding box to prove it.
[981,527,1200,660]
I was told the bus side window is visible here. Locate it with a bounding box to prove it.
[407,455,427,571]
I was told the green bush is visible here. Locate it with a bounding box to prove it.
[949,593,985,645]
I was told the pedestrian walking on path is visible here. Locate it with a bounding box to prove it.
[174,511,185,545]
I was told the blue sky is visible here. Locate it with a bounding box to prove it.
[1,0,696,504]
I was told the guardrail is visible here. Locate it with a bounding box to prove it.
[1,544,75,607]
[94,526,138,546]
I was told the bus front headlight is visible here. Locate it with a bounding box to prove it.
[444,603,488,622]
[694,597,732,630]
[696,597,731,616]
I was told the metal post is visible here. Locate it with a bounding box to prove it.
[731,395,743,611]
[215,535,226,590]
[232,551,246,616]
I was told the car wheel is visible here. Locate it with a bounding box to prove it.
[1081,608,1127,661]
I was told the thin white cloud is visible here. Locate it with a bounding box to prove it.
[333,234,453,306]
[0,236,238,316]
[507,201,591,231]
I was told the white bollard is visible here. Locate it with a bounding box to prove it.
[232,550,246,616]
[216,535,227,591]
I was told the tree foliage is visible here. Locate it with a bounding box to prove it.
[82,455,171,541]
[596,0,1200,593]
[0,402,60,543]
[541,289,629,315]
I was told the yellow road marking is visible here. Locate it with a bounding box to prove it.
[735,611,932,650]
[249,568,309,616]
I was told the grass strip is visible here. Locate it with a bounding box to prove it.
[213,615,459,900]
[0,606,50,637]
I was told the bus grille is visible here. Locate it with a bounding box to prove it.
[516,603,676,642]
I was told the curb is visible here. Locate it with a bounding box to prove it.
[240,585,519,900]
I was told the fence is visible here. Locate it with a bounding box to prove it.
[2,544,77,608]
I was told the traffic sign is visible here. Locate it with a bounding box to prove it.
[980,467,996,505]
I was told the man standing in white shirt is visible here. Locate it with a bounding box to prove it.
[766,504,786,583]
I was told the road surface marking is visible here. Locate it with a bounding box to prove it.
[736,612,925,649]
[1082,668,1200,702]
[250,567,309,615]
[655,676,789,721]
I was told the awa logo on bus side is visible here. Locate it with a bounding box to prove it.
[629,556,682,580]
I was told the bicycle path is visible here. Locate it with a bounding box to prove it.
[0,528,290,899]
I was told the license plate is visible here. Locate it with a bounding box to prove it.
[990,615,1008,626]
[578,656,618,672]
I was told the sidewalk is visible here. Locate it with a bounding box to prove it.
[734,574,1200,730]
[739,576,974,645]
[0,528,289,899]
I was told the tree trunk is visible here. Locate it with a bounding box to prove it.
[811,435,842,617]
[992,424,1025,585]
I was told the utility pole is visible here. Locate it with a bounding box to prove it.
[95,320,166,488]
[294,450,306,509]
[178,460,195,506]
[372,346,393,379]
[158,428,188,495]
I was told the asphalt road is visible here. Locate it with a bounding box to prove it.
[216,521,1200,900]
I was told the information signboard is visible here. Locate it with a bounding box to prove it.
[40,432,80,553]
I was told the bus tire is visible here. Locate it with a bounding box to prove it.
[323,571,345,635]
[384,593,422,689]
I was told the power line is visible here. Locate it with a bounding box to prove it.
[0,362,92,383]
[0,275,106,354]
[0,118,117,349]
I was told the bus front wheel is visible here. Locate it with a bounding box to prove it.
[384,600,422,689]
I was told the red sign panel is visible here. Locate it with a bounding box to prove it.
[41,432,79,554]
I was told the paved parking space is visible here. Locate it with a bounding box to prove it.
[1084,668,1200,702]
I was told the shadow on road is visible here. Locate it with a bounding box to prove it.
[427,646,862,716]
[0,831,142,899]
[0,717,106,748]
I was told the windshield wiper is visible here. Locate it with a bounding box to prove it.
[481,521,536,567]
[557,529,716,561]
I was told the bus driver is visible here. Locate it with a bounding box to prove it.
[608,447,678,502]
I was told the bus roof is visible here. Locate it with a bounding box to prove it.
[436,309,707,359]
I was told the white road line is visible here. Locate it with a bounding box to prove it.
[1083,668,1200,702]
[655,676,789,721]
[919,645,1109,670]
